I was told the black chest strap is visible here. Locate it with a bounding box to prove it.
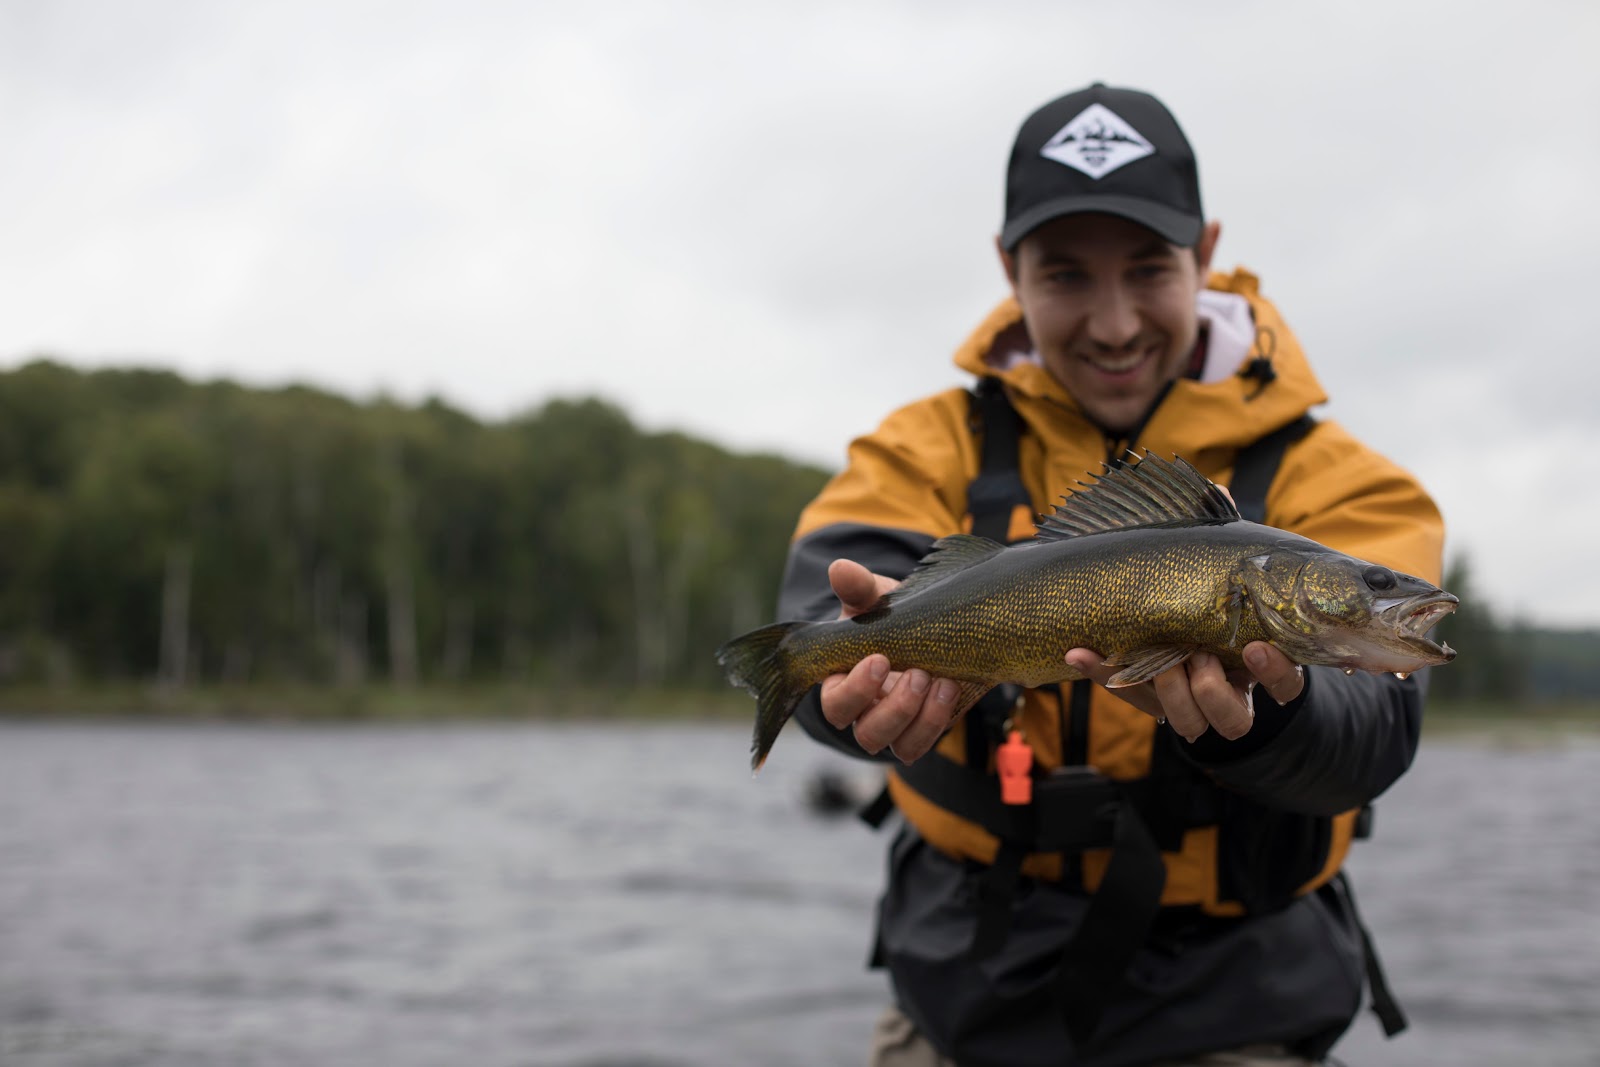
[961,378,1032,767]
[1230,414,1315,522]
[967,376,1031,542]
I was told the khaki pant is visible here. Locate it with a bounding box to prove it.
[868,1005,1320,1067]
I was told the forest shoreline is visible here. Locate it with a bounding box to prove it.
[1,684,1594,735]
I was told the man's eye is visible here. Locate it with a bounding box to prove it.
[1131,265,1167,281]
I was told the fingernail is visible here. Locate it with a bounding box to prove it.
[906,670,930,696]
[869,658,889,682]
[1244,646,1269,671]
[935,679,958,705]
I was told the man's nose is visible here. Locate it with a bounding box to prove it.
[1086,286,1140,348]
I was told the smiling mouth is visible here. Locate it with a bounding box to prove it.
[1084,349,1153,375]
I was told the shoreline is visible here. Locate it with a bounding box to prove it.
[0,686,1594,737]
[0,683,755,722]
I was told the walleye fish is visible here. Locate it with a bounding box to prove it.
[717,453,1456,771]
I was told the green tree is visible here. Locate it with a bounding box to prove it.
[0,359,832,695]
[1430,554,1526,703]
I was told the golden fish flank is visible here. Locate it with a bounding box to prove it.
[716,453,1457,771]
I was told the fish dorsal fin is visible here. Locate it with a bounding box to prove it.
[889,534,1006,601]
[1035,452,1239,542]
[879,534,1006,608]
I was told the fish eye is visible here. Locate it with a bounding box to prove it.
[1363,566,1397,591]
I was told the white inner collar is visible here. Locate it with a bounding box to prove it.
[989,289,1257,383]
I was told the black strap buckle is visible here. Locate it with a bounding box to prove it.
[1031,767,1120,851]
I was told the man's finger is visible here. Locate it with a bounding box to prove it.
[1152,662,1209,742]
[1242,642,1306,705]
[828,559,899,619]
[889,677,961,763]
[827,559,878,614]
[852,668,931,754]
[819,654,890,729]
[1064,647,1106,679]
[1186,653,1252,740]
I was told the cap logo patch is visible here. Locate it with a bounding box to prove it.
[1040,103,1154,180]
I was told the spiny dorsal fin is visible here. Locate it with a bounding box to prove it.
[1034,452,1238,543]
[874,534,1006,610]
[890,534,1005,601]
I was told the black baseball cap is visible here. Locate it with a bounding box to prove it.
[1000,83,1204,251]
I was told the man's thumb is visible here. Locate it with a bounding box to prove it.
[828,558,883,611]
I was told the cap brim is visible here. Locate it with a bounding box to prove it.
[1001,195,1202,251]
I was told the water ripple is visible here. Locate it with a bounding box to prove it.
[1,722,1594,1067]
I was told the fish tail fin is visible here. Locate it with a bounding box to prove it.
[716,621,811,773]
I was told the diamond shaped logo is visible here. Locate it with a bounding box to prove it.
[1040,103,1154,180]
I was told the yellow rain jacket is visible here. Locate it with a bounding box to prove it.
[781,268,1444,913]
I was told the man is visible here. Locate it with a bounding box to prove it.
[774,84,1443,1066]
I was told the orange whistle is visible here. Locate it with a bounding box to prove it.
[997,730,1033,806]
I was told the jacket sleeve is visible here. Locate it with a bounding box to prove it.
[1183,666,1426,816]
[1184,422,1446,815]
[774,390,976,761]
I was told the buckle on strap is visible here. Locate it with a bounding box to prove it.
[893,756,1124,852]
[1031,767,1121,850]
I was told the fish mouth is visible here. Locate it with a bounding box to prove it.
[1373,590,1459,657]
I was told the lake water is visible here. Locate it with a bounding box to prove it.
[0,720,1596,1066]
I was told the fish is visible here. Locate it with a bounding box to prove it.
[716,452,1457,771]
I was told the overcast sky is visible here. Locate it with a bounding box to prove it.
[3,1,1598,625]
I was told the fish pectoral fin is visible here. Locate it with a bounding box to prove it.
[1101,646,1197,687]
[1219,581,1247,648]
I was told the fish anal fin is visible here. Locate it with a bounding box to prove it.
[949,680,994,720]
[930,681,1001,755]
[1102,646,1197,688]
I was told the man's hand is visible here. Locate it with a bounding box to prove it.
[1063,642,1306,743]
[819,559,963,763]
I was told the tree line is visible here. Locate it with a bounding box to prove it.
[1429,556,1600,704]
[0,359,1590,703]
[0,360,828,690]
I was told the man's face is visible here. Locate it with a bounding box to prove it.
[1000,212,1219,435]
